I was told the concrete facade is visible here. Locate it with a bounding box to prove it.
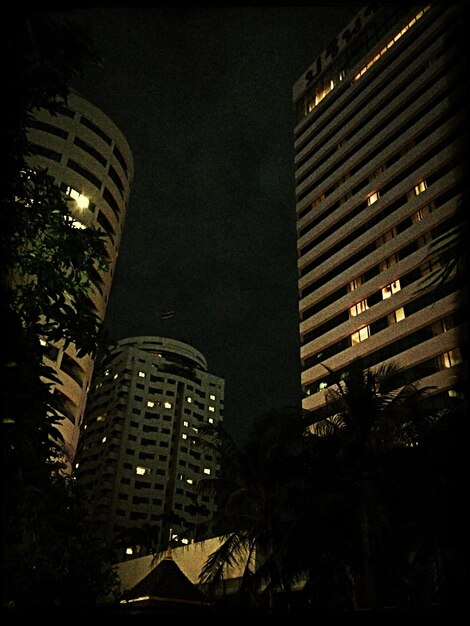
[25,91,134,468]
[74,336,224,562]
[293,5,467,417]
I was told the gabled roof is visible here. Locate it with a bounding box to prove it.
[121,555,210,607]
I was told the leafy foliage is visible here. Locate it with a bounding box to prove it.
[1,10,118,608]
[4,166,109,358]
[197,362,461,612]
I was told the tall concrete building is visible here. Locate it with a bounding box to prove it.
[73,336,224,562]
[25,91,134,468]
[294,5,467,419]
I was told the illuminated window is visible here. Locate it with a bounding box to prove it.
[96,415,105,422]
[414,180,427,195]
[113,373,118,379]
[183,420,189,427]
[308,81,335,112]
[182,433,187,439]
[208,417,214,424]
[164,401,172,409]
[138,371,145,378]
[349,299,368,317]
[353,7,430,81]
[75,462,79,469]
[208,406,215,412]
[388,307,405,324]
[351,326,370,344]
[65,185,90,209]
[181,538,189,545]
[209,394,216,400]
[126,548,133,555]
[441,348,462,369]
[203,468,211,475]
[186,396,192,403]
[349,277,362,292]
[136,466,151,475]
[101,436,107,443]
[186,478,193,484]
[382,280,401,299]
[367,191,380,206]
[147,400,155,408]
[104,369,110,376]
[319,381,328,390]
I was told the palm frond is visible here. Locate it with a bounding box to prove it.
[198,531,253,595]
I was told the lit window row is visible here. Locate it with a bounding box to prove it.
[308,79,336,113]
[367,178,426,210]
[353,7,430,82]
[145,399,172,409]
[349,299,368,317]
[187,394,216,403]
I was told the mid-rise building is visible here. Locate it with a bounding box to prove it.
[73,336,224,561]
[25,91,134,467]
[293,5,467,418]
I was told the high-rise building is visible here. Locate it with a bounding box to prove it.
[25,90,134,468]
[73,336,224,561]
[293,5,468,419]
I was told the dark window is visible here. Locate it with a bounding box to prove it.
[103,187,121,218]
[108,164,124,196]
[67,159,101,189]
[113,144,129,175]
[28,119,68,139]
[30,143,62,162]
[80,116,112,145]
[74,136,107,166]
[97,209,116,237]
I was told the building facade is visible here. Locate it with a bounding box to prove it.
[25,90,134,467]
[294,5,467,418]
[73,336,224,561]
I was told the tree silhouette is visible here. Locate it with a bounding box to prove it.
[1,10,117,608]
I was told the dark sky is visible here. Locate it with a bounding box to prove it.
[65,6,360,445]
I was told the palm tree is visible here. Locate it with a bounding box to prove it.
[194,362,454,612]
[185,500,211,542]
[194,406,313,611]
[310,359,450,609]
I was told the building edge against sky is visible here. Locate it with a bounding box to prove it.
[73,336,224,562]
[25,90,134,469]
[293,5,468,418]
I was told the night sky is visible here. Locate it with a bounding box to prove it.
[63,6,360,444]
